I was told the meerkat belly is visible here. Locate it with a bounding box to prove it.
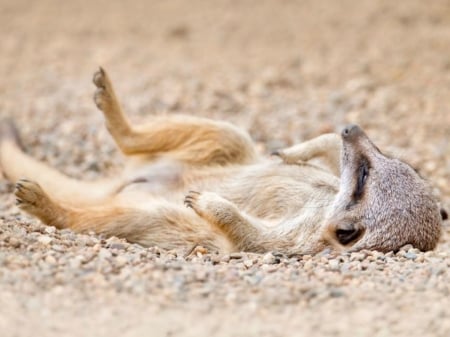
[213,163,339,220]
[118,158,186,196]
[118,161,339,223]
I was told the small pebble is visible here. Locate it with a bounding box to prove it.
[230,253,243,260]
[404,252,417,260]
[262,252,279,265]
[350,252,366,262]
[38,235,53,245]
[243,259,254,268]
[44,226,56,234]
[98,248,112,259]
[328,259,340,271]
[8,237,21,248]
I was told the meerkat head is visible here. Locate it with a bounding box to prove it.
[323,125,442,253]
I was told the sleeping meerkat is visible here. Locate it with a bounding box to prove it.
[0,68,443,255]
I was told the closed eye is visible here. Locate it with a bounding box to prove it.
[353,158,370,201]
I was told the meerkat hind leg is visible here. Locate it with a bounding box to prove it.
[0,120,123,206]
[13,177,149,237]
[93,68,136,153]
[93,68,257,165]
[14,179,230,251]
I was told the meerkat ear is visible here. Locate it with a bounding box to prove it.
[441,208,448,221]
[333,223,365,246]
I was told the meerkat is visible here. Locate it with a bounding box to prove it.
[0,68,443,255]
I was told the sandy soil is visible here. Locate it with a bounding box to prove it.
[0,0,449,336]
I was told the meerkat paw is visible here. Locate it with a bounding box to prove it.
[15,179,49,213]
[271,149,299,165]
[184,191,261,251]
[92,67,107,89]
[184,190,241,227]
[184,190,226,218]
[184,190,203,213]
[14,178,67,228]
[15,179,69,227]
[93,67,115,112]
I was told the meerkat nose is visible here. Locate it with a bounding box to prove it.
[341,124,363,141]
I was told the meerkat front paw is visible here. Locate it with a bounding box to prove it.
[184,191,260,251]
[271,149,299,165]
[184,190,222,219]
[184,190,241,227]
[184,190,203,213]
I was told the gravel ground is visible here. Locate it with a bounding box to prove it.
[1,1,450,336]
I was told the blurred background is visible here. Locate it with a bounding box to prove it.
[1,1,450,335]
[1,1,449,192]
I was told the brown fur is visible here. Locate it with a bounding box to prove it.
[0,69,443,254]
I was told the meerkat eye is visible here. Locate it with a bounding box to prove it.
[359,164,369,187]
[335,224,364,245]
[354,160,370,200]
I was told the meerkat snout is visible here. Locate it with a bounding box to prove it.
[341,124,364,141]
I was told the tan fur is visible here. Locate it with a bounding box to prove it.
[0,69,443,254]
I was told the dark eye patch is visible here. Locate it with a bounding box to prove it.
[353,158,370,201]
